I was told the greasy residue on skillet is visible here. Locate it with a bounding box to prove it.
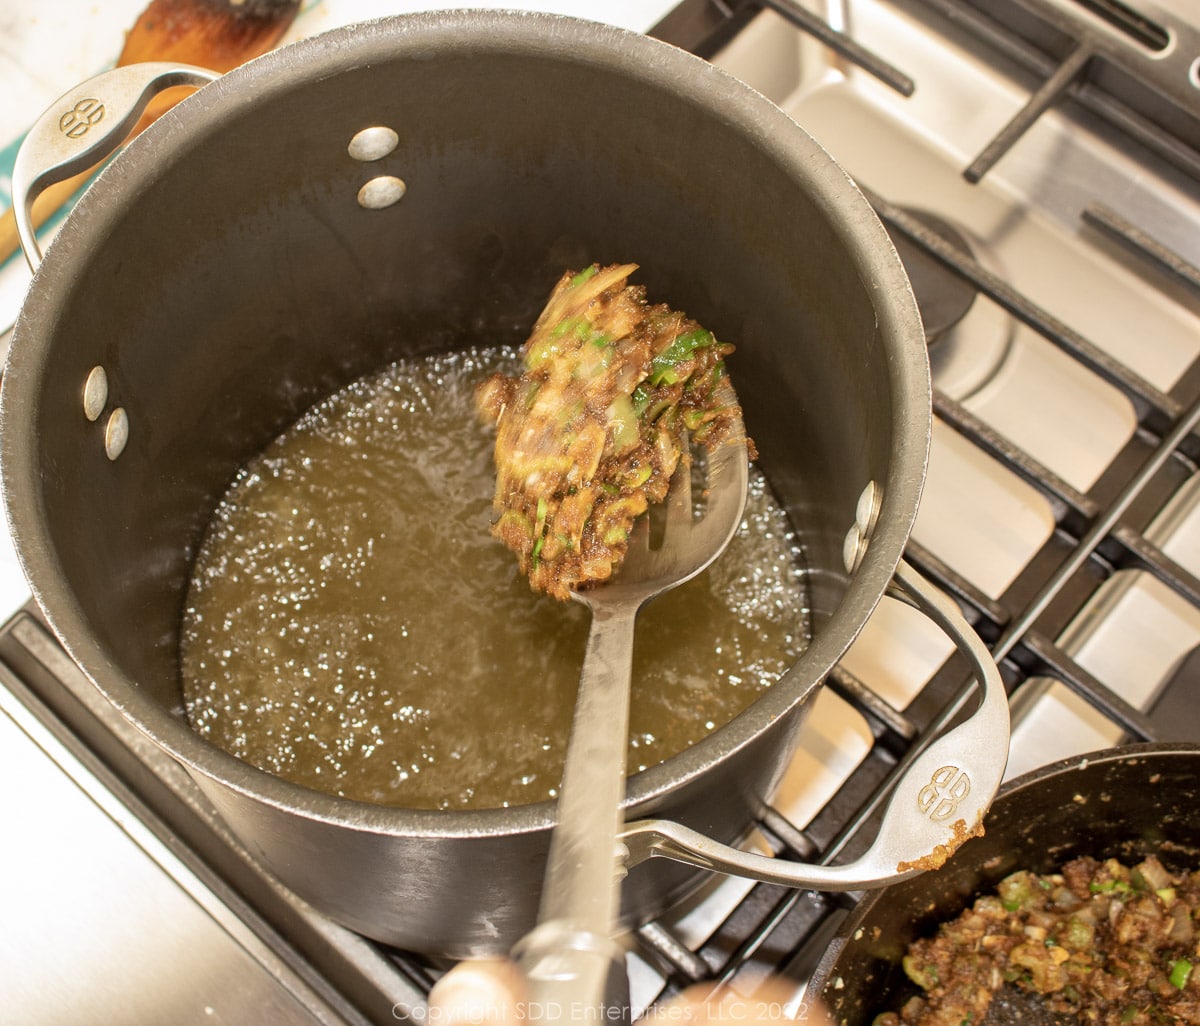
[180,345,810,810]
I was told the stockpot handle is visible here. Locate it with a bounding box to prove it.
[620,558,1010,890]
[11,62,220,271]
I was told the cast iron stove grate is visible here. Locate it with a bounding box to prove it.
[634,0,1200,1013]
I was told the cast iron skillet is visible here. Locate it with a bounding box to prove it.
[812,742,1200,1025]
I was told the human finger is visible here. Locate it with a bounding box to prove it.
[426,957,528,1026]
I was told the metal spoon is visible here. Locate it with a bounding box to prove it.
[513,381,750,1023]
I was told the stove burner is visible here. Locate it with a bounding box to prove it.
[889,208,977,343]
[887,208,1016,401]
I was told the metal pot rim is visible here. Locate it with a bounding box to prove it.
[0,9,929,838]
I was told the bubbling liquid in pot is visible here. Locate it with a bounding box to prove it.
[181,346,810,810]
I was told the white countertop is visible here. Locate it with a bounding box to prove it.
[0,0,679,625]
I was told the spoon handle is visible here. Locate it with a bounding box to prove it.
[514,601,638,1022]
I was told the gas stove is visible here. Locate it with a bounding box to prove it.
[2,1,1199,1023]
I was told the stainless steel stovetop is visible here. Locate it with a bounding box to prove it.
[2,1,1199,1022]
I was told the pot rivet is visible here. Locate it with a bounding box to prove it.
[104,407,129,461]
[843,524,866,574]
[347,126,399,162]
[83,365,108,421]
[856,479,881,535]
[357,176,407,210]
[845,481,880,572]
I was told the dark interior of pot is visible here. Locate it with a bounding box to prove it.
[816,744,1200,1025]
[6,19,922,776]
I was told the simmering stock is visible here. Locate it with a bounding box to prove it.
[181,346,809,810]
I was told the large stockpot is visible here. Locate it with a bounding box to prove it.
[1,12,1009,957]
[813,743,1200,1025]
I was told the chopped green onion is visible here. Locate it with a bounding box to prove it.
[1169,958,1192,990]
[902,955,938,990]
[999,872,1039,910]
[646,328,715,385]
[1063,916,1094,951]
[549,316,588,340]
[607,394,639,453]
[659,328,715,366]
[496,509,532,537]
[621,464,653,489]
[631,384,650,417]
[569,265,598,288]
